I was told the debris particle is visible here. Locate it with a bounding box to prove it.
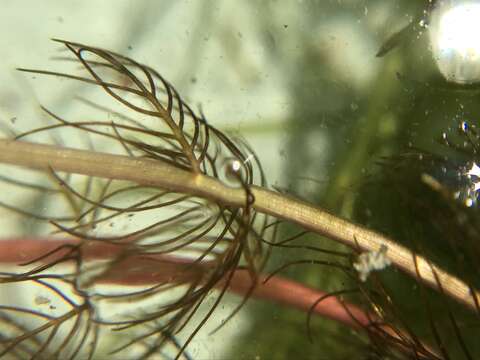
[354,245,391,282]
[35,295,51,306]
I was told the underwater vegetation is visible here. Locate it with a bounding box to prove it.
[0,1,480,359]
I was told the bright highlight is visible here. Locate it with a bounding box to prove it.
[430,1,480,83]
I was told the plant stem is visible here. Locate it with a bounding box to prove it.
[0,237,369,330]
[0,237,437,359]
[0,138,478,311]
[0,237,441,358]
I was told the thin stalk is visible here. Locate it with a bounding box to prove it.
[0,138,478,311]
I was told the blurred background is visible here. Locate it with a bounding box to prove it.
[1,0,480,359]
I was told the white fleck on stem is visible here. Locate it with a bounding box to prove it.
[354,245,392,282]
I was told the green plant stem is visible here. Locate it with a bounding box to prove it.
[0,138,478,311]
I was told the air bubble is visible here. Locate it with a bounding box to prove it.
[222,157,246,187]
[429,1,480,83]
[419,18,428,28]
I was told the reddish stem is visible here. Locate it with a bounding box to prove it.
[2,236,439,359]
[227,271,371,328]
[0,237,370,328]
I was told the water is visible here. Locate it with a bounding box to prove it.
[1,1,480,359]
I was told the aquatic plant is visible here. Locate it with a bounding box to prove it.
[0,37,478,359]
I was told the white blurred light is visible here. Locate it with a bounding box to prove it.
[429,0,480,83]
[467,162,480,191]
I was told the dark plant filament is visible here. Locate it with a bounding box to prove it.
[0,39,477,359]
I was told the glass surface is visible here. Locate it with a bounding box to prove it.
[1,1,479,359]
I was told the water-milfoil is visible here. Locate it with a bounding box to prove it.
[0,39,477,359]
